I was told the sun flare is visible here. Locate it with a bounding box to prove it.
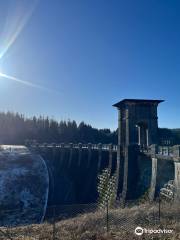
[0,71,57,93]
[0,0,39,60]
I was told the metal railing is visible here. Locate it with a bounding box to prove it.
[140,144,180,160]
[27,142,118,152]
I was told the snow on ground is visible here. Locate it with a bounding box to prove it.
[0,145,49,226]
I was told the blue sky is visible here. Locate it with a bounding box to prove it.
[0,0,180,130]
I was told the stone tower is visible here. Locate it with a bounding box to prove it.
[113,99,164,200]
[113,99,164,148]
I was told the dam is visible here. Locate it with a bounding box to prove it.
[0,99,180,225]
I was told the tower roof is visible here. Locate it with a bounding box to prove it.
[113,99,164,108]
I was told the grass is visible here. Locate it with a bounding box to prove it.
[0,202,179,240]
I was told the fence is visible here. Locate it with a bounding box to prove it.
[0,200,179,240]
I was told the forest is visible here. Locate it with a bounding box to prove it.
[0,112,117,145]
[0,111,180,145]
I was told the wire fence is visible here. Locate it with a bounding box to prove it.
[0,200,179,240]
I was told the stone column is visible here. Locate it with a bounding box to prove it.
[52,143,56,161]
[87,143,92,168]
[121,109,129,203]
[125,109,129,145]
[138,126,141,145]
[68,143,73,168]
[146,129,149,146]
[97,143,102,172]
[116,110,121,197]
[174,162,180,202]
[78,143,82,166]
[42,143,47,156]
[150,144,158,157]
[149,157,157,201]
[108,144,113,170]
[118,109,121,146]
[121,146,129,203]
[60,143,65,165]
[173,145,180,159]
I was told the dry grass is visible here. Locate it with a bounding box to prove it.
[0,203,180,240]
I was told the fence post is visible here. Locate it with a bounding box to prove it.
[52,206,56,240]
[158,196,161,222]
[106,199,109,233]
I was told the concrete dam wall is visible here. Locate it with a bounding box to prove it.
[30,143,180,204]
[120,145,180,202]
[0,143,179,226]
[135,154,175,199]
[30,144,118,206]
[1,99,180,226]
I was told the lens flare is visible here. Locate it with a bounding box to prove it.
[0,72,58,93]
[0,1,59,94]
[0,0,39,59]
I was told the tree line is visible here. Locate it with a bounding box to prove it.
[0,112,117,145]
[0,111,180,145]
